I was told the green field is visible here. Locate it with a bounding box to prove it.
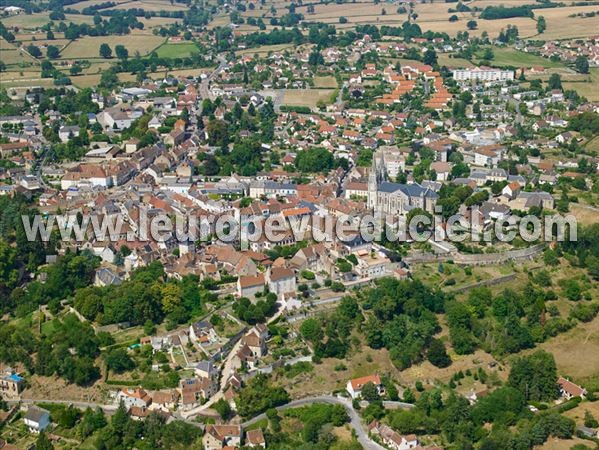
[478,47,565,69]
[563,68,599,101]
[154,42,200,58]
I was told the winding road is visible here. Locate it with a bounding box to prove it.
[242,395,386,450]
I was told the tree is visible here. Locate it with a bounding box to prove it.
[548,73,562,90]
[36,431,54,450]
[585,410,599,428]
[70,64,82,76]
[467,20,478,30]
[27,44,42,58]
[47,30,55,40]
[214,398,232,420]
[428,338,452,368]
[508,350,558,402]
[449,14,458,22]
[300,318,322,343]
[483,48,494,61]
[423,49,437,66]
[99,43,112,59]
[575,56,590,74]
[115,45,128,60]
[361,382,380,402]
[537,15,546,34]
[46,45,60,59]
[105,348,135,373]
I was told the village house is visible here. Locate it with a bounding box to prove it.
[202,425,242,450]
[189,320,219,344]
[558,377,587,400]
[267,267,296,299]
[346,374,383,399]
[237,273,266,299]
[23,407,50,433]
[369,421,419,450]
[116,388,152,410]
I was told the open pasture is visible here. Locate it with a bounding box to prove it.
[154,42,200,58]
[59,34,165,59]
[1,12,94,29]
[282,89,335,107]
[108,0,187,12]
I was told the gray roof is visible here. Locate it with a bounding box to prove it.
[25,407,49,423]
[379,181,438,199]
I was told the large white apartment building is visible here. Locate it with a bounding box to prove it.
[453,66,514,82]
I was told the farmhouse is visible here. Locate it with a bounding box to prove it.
[557,377,587,400]
[346,374,383,399]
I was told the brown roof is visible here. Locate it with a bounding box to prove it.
[246,428,265,445]
[349,374,381,391]
[239,273,265,289]
[269,267,294,282]
[558,377,586,397]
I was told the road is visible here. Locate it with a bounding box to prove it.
[8,398,117,413]
[199,55,228,102]
[242,395,386,450]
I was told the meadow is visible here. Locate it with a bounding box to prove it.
[282,89,335,108]
[562,68,599,102]
[59,34,165,59]
[154,42,200,59]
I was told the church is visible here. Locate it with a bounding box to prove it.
[368,151,438,215]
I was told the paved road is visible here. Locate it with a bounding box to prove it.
[242,395,386,450]
[9,398,117,413]
[199,56,228,101]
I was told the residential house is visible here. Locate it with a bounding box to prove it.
[558,377,587,400]
[246,428,266,448]
[369,421,419,450]
[237,273,266,299]
[346,374,383,399]
[23,407,50,433]
[189,321,219,344]
[267,267,296,299]
[202,425,242,450]
[116,388,152,410]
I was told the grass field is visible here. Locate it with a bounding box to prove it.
[59,34,165,59]
[313,75,338,88]
[0,13,93,29]
[480,47,564,68]
[108,0,187,12]
[282,89,335,108]
[235,43,297,56]
[154,42,200,58]
[563,68,599,101]
[437,54,474,69]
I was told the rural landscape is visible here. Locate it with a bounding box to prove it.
[0,0,599,448]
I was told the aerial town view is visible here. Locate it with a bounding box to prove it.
[0,0,598,448]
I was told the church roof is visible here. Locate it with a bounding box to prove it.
[379,181,438,199]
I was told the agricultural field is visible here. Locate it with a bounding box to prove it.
[282,89,336,108]
[531,4,599,40]
[480,47,564,68]
[437,54,474,69]
[313,75,338,88]
[563,68,599,102]
[235,43,297,57]
[154,42,200,59]
[108,0,188,12]
[0,12,93,29]
[59,34,165,59]
[67,0,132,11]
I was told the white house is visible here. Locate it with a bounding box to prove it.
[116,388,152,410]
[346,374,383,399]
[267,267,296,298]
[24,407,50,433]
[58,125,80,143]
